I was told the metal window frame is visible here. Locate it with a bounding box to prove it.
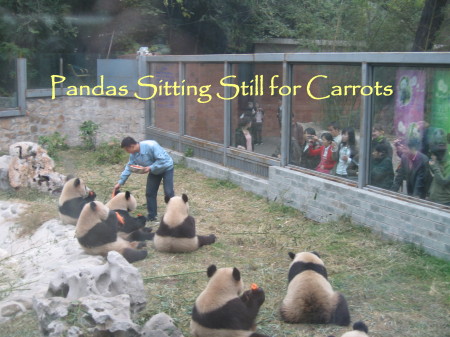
[0,58,27,117]
[142,52,450,187]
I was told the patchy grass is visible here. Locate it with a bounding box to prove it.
[0,148,449,337]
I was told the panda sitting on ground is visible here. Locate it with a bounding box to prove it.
[153,194,216,253]
[329,321,370,337]
[190,264,270,337]
[75,201,147,263]
[106,190,154,241]
[280,251,350,326]
[58,177,96,225]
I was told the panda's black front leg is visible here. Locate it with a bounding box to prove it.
[127,229,155,241]
[240,287,266,313]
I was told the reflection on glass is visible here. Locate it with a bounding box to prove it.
[152,63,179,132]
[185,63,224,144]
[371,66,450,206]
[230,63,283,157]
[0,58,18,109]
[290,64,361,182]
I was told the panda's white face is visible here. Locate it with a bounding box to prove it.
[75,201,111,237]
[209,267,244,296]
[106,192,137,212]
[196,266,244,313]
[292,252,324,266]
[63,178,92,198]
[163,196,189,225]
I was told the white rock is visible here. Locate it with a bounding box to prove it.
[46,251,146,315]
[141,313,184,337]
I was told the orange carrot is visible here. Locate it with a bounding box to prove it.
[115,212,125,225]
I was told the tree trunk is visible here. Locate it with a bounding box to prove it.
[412,0,448,51]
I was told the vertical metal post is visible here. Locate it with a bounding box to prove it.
[358,62,372,189]
[280,61,291,167]
[59,57,64,90]
[137,55,151,130]
[223,61,232,166]
[17,58,27,114]
[179,62,186,152]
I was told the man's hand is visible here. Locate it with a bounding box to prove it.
[113,183,121,196]
[143,166,151,173]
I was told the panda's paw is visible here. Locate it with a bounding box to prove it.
[137,215,147,226]
[142,226,153,233]
[252,287,265,306]
[86,191,96,200]
[242,287,265,306]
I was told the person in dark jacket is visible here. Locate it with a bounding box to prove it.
[371,124,393,158]
[235,117,253,151]
[391,138,430,199]
[300,127,321,170]
[370,143,394,189]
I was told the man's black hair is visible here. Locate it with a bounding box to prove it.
[304,127,316,135]
[121,137,138,148]
[327,121,340,130]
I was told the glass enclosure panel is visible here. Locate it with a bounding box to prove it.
[230,63,283,157]
[0,58,18,109]
[371,66,450,206]
[291,64,361,182]
[62,53,97,87]
[185,63,224,144]
[27,53,61,89]
[151,63,180,133]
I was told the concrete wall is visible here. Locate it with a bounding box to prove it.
[169,150,450,261]
[0,97,145,152]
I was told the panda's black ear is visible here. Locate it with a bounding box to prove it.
[164,195,171,204]
[90,201,97,211]
[74,178,81,187]
[232,267,241,281]
[207,265,217,278]
[311,251,321,258]
[125,191,131,200]
[288,252,296,260]
[182,194,188,203]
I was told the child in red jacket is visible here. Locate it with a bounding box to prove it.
[308,132,337,174]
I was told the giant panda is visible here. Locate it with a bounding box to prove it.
[106,190,154,241]
[190,264,270,337]
[153,194,216,253]
[329,321,369,337]
[75,201,147,263]
[280,251,350,326]
[58,177,96,225]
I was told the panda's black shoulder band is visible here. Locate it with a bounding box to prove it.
[288,261,328,282]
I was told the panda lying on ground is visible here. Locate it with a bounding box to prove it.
[153,194,216,253]
[58,177,96,225]
[190,264,270,337]
[106,190,154,241]
[280,251,350,326]
[75,201,147,263]
[329,321,370,337]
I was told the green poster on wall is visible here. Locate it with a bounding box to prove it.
[431,70,450,132]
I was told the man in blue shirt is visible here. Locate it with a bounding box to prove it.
[113,137,174,221]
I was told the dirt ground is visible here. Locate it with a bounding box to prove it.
[0,148,449,337]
